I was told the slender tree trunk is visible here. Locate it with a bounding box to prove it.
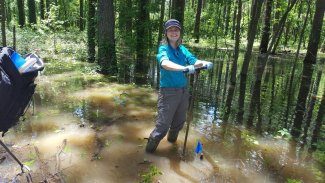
[79,0,84,31]
[223,0,242,122]
[0,0,6,46]
[267,59,276,131]
[283,22,291,49]
[40,0,45,19]
[87,0,96,63]
[194,0,202,43]
[259,0,272,53]
[270,0,298,54]
[272,0,280,44]
[28,0,37,24]
[98,0,117,74]
[157,0,166,88]
[231,1,237,40]
[249,0,273,130]
[17,0,25,27]
[224,0,231,36]
[135,0,149,84]
[171,0,185,25]
[284,1,311,128]
[236,0,264,124]
[46,0,51,15]
[291,0,325,139]
[309,85,325,152]
[4,0,9,27]
[62,0,67,29]
[302,58,324,144]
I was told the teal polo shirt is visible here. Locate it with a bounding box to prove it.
[156,44,197,88]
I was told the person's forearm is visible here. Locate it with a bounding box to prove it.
[161,60,186,71]
[194,60,209,67]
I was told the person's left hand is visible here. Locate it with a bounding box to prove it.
[204,62,213,70]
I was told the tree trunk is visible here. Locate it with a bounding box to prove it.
[46,0,51,15]
[267,59,276,131]
[79,0,84,31]
[28,0,37,25]
[284,0,311,128]
[194,0,202,43]
[283,22,291,49]
[247,0,273,130]
[157,0,166,88]
[236,0,264,124]
[291,0,325,139]
[272,0,280,42]
[135,0,149,84]
[309,85,325,152]
[270,0,298,54]
[223,0,242,122]
[259,0,272,53]
[87,0,96,63]
[0,0,6,46]
[62,0,67,29]
[97,0,117,75]
[4,1,9,29]
[171,0,185,25]
[40,0,45,19]
[17,0,25,27]
[224,0,231,36]
[231,1,237,40]
[302,58,324,144]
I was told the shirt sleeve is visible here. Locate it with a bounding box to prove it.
[181,45,197,65]
[156,45,169,66]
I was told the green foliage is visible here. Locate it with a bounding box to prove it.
[242,130,259,147]
[286,178,302,183]
[138,165,162,183]
[277,128,291,139]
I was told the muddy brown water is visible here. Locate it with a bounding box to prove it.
[0,70,319,183]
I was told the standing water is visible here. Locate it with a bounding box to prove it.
[0,51,323,182]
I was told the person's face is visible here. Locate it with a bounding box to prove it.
[166,27,181,42]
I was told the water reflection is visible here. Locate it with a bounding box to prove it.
[1,51,323,183]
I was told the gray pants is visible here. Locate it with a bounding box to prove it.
[149,88,190,140]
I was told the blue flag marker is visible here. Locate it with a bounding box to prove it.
[195,140,202,154]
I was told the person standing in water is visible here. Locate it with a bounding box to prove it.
[146,19,213,153]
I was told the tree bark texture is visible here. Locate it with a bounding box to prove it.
[87,0,96,63]
[310,84,325,152]
[17,0,25,27]
[194,0,202,43]
[97,0,117,74]
[270,0,298,54]
[284,0,311,128]
[40,0,45,20]
[291,0,325,139]
[236,0,264,124]
[135,0,149,84]
[259,0,272,53]
[171,0,185,25]
[302,59,323,143]
[223,0,242,122]
[28,0,37,24]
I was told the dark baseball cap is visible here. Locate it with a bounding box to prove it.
[164,19,182,31]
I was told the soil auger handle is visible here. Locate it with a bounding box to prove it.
[183,65,208,74]
[182,65,208,158]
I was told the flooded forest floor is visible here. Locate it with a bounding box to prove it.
[1,33,324,183]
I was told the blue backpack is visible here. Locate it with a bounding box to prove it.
[0,47,44,136]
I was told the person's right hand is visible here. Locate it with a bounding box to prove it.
[184,65,195,74]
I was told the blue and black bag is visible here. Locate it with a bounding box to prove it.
[0,47,44,136]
